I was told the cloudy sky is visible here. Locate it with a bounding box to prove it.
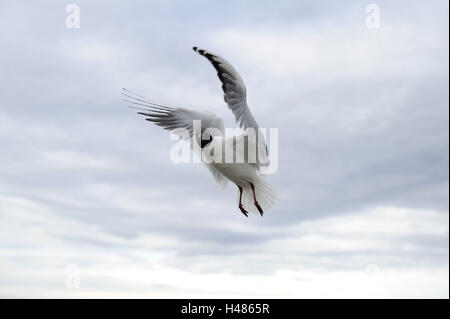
[0,0,448,298]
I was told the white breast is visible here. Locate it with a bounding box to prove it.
[204,136,259,186]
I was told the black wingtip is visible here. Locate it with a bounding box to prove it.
[193,46,206,56]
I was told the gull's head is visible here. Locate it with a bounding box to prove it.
[200,129,213,148]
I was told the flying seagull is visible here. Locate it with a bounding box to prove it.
[123,47,276,217]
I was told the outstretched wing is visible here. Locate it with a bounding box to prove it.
[193,47,269,168]
[193,47,259,131]
[123,88,229,187]
[122,88,224,139]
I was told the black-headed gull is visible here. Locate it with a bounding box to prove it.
[123,47,277,217]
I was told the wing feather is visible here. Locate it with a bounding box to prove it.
[193,47,269,167]
[122,88,224,138]
[123,88,228,186]
[193,47,260,130]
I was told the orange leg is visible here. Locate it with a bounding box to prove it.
[237,185,248,217]
[250,183,264,216]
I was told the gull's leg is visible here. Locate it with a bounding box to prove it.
[250,183,264,216]
[237,185,248,217]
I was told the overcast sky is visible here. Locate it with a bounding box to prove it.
[0,0,448,298]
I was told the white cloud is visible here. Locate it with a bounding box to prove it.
[0,194,447,298]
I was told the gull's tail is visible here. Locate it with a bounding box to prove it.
[238,176,277,215]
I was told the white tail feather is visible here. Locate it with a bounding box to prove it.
[238,176,277,214]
